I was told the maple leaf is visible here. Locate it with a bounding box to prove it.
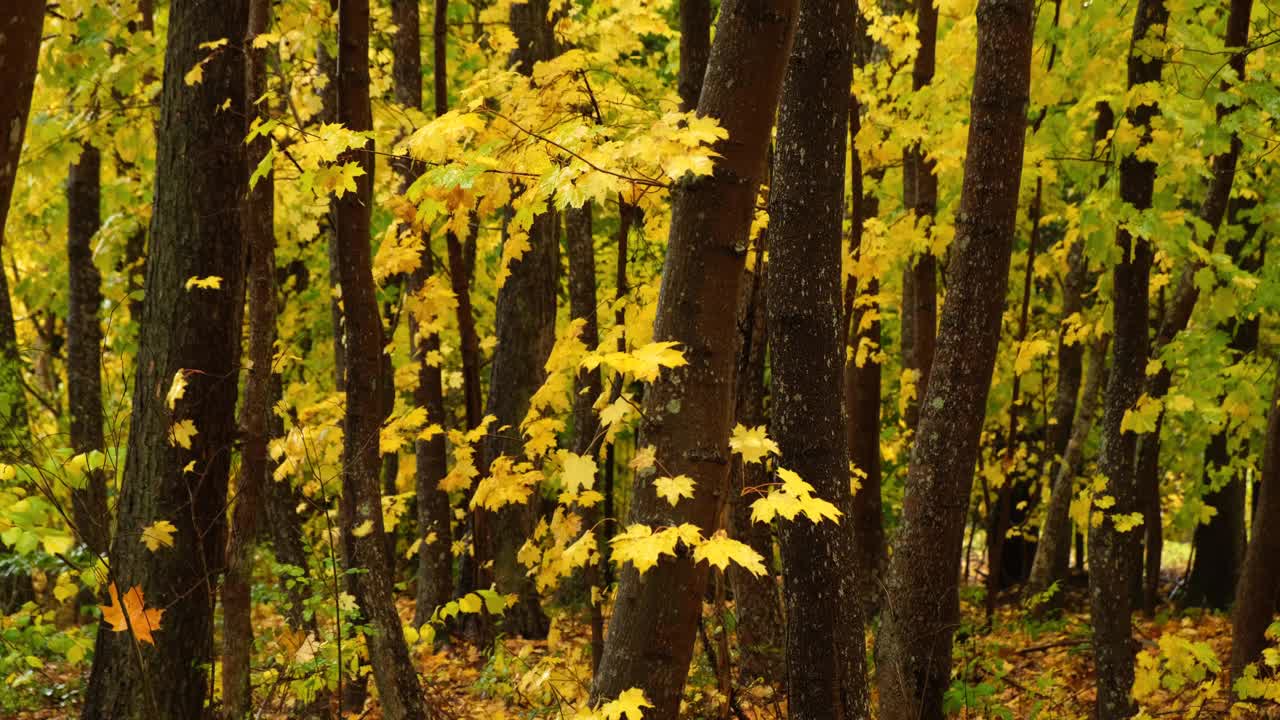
[653,475,695,506]
[169,419,198,449]
[694,530,766,577]
[558,451,598,494]
[184,275,223,291]
[729,424,779,464]
[610,524,680,575]
[630,446,656,471]
[600,688,653,720]
[140,520,177,552]
[99,583,165,645]
[165,371,188,410]
[626,341,687,382]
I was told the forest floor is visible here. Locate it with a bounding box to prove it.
[13,566,1257,720]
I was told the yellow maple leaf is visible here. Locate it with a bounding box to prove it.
[140,520,177,552]
[600,688,653,720]
[626,341,688,382]
[653,475,695,506]
[352,520,375,538]
[630,446,656,471]
[184,275,223,291]
[169,419,198,449]
[610,524,680,575]
[1013,336,1052,375]
[694,530,766,577]
[729,424,779,464]
[558,451,598,494]
[99,583,165,645]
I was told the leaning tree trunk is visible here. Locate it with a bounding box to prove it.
[1087,1,1167,715]
[588,0,798,714]
[1230,377,1280,689]
[900,0,939,430]
[80,0,250,716]
[66,140,111,554]
[222,0,275,716]
[470,0,561,642]
[333,1,429,718]
[875,2,1035,718]
[0,1,44,460]
[767,0,869,714]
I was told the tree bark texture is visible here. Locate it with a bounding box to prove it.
[589,0,799,714]
[875,2,1034,717]
[80,0,250,715]
[678,0,711,111]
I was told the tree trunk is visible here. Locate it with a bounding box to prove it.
[223,1,274,715]
[80,0,250,715]
[875,2,1035,717]
[900,0,939,430]
[66,141,111,555]
[1230,377,1280,688]
[1025,336,1108,608]
[767,0,869,711]
[1088,1,1167,715]
[729,256,783,684]
[334,1,429,718]
[0,1,44,460]
[564,201,606,673]
[589,0,798,713]
[678,0,710,111]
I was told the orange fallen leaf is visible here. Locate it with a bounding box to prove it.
[99,582,165,645]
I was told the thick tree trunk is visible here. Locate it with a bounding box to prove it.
[0,1,44,460]
[767,0,869,712]
[223,1,274,716]
[564,202,606,673]
[900,0,939,430]
[678,0,710,111]
[334,2,429,718]
[728,258,783,684]
[66,141,111,554]
[874,2,1035,717]
[80,0,250,715]
[1088,1,1167,715]
[1230,378,1280,687]
[589,0,798,714]
[1025,336,1107,607]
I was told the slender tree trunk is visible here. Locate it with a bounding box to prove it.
[66,141,111,554]
[0,1,44,460]
[564,201,606,673]
[767,0,868,712]
[391,0,454,629]
[729,257,783,684]
[1026,336,1108,607]
[80,0,250,715]
[601,201,634,588]
[875,2,1035,717]
[589,0,799,713]
[223,2,275,716]
[900,0,939,430]
[678,0,710,111]
[1088,1,1167,715]
[1230,377,1280,688]
[334,2,429,717]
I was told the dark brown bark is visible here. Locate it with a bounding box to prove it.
[767,0,868,711]
[80,0,250,715]
[900,0,939,430]
[589,0,798,713]
[1132,0,1253,617]
[0,1,44,460]
[334,1,429,717]
[564,202,606,673]
[446,232,483,430]
[1230,378,1280,687]
[875,2,1034,717]
[1088,1,1167,715]
[223,1,274,716]
[66,142,110,554]
[678,0,711,111]
[729,259,783,684]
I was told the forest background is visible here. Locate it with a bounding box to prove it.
[1,0,1280,718]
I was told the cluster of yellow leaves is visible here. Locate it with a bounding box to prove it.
[750,468,842,525]
[471,455,543,511]
[519,507,599,592]
[610,523,765,578]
